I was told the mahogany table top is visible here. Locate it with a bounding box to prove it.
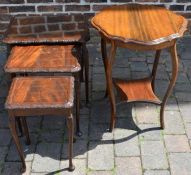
[5,76,74,109]
[91,4,187,45]
[5,45,81,73]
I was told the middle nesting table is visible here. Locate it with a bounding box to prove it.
[4,45,82,136]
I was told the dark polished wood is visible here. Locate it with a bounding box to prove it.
[6,76,74,109]
[5,45,81,73]
[92,4,188,131]
[113,78,161,104]
[6,76,75,172]
[3,14,90,103]
[92,4,187,45]
[5,45,82,136]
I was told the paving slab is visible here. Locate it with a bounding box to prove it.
[0,129,11,146]
[141,141,168,170]
[135,104,159,124]
[164,135,190,153]
[88,171,113,175]
[115,157,142,175]
[32,142,61,172]
[62,139,88,159]
[88,141,114,170]
[144,170,170,175]
[169,153,191,175]
[164,111,185,134]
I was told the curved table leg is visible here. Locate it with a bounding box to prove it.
[151,50,161,92]
[16,118,23,137]
[101,38,108,98]
[20,118,31,145]
[105,41,117,132]
[160,44,178,129]
[8,112,26,173]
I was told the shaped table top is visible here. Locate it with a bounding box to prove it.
[5,76,74,109]
[3,15,89,44]
[91,4,187,45]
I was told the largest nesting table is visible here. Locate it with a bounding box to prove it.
[91,4,188,131]
[3,14,90,103]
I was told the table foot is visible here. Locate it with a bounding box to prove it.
[21,165,26,173]
[68,165,75,172]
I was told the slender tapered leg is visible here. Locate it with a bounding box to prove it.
[20,118,31,145]
[83,43,89,104]
[74,73,82,137]
[104,41,117,132]
[79,43,84,82]
[10,73,23,137]
[101,38,108,98]
[66,114,75,171]
[151,50,161,92]
[160,44,178,129]
[8,112,26,172]
[16,118,23,137]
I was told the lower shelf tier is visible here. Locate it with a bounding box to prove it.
[113,77,161,105]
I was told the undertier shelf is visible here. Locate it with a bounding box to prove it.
[113,77,161,104]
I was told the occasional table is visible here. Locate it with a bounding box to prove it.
[92,4,188,131]
[3,14,90,103]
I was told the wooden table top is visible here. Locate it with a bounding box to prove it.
[91,4,187,45]
[5,76,74,109]
[5,45,81,73]
[3,15,89,44]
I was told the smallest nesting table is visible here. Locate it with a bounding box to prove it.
[92,4,188,131]
[5,76,75,172]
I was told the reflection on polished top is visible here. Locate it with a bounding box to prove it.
[3,15,89,44]
[91,4,187,45]
[5,76,74,109]
[5,45,81,73]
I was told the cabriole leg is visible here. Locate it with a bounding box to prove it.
[101,37,108,98]
[151,50,161,92]
[8,112,26,172]
[104,41,117,132]
[160,44,178,129]
[20,118,31,145]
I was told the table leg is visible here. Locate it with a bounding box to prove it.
[75,73,82,137]
[101,38,108,98]
[105,41,117,132]
[160,44,178,129]
[151,50,161,92]
[80,44,84,82]
[8,112,26,173]
[16,118,23,137]
[67,114,75,172]
[20,118,31,145]
[83,43,89,104]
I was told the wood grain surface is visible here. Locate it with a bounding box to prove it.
[113,78,161,104]
[5,76,74,109]
[92,4,187,45]
[5,45,81,73]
